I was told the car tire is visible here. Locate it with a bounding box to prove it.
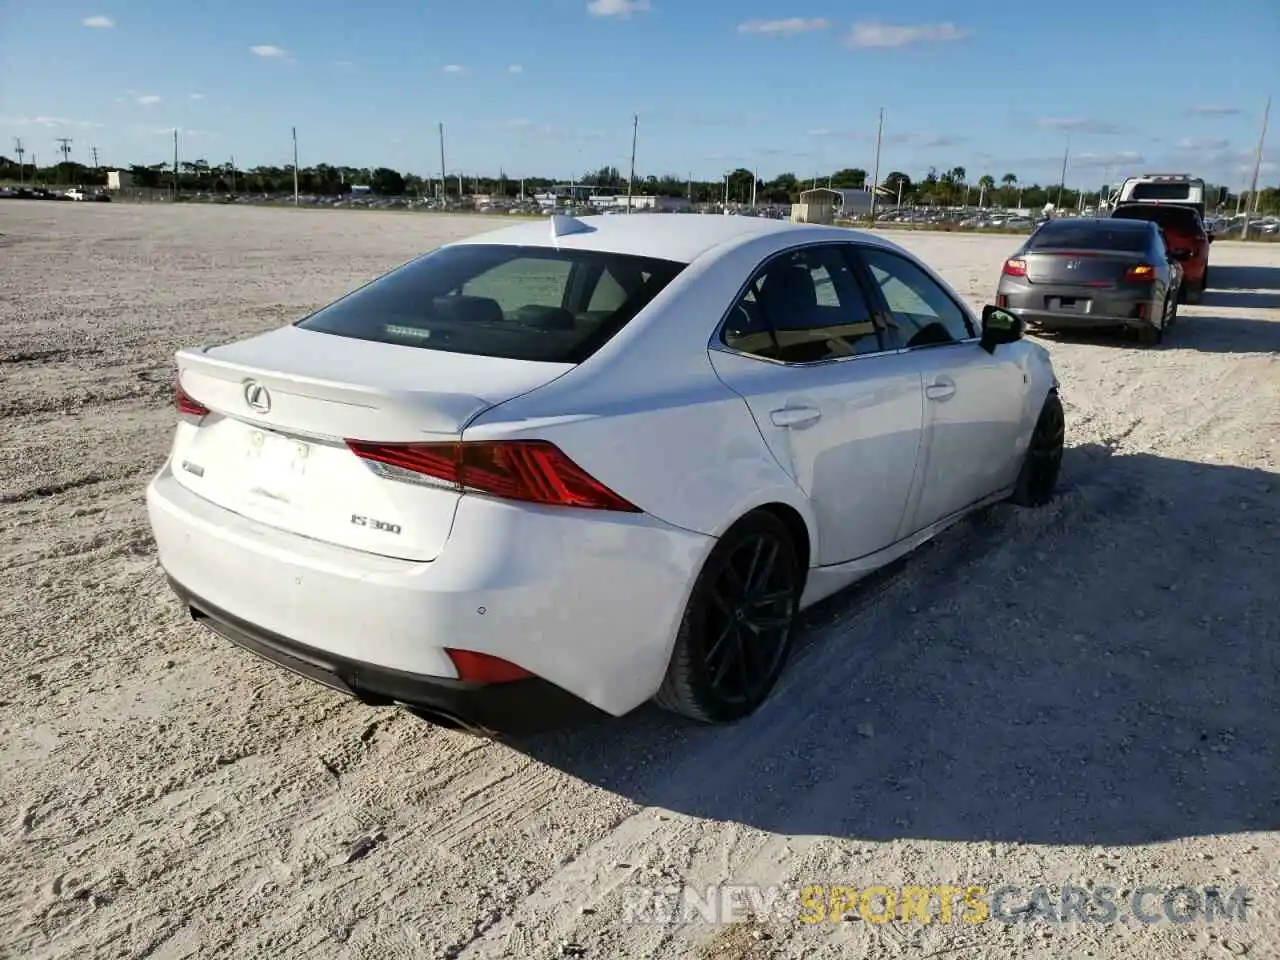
[1009,391,1065,508]
[1201,266,1210,290]
[1165,294,1179,330]
[1184,280,1203,305]
[655,511,802,724]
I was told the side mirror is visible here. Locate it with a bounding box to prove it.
[980,305,1024,354]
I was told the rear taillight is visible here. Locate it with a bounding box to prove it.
[445,648,533,683]
[175,379,210,418]
[1002,258,1027,277]
[345,439,641,513]
[1124,264,1156,282]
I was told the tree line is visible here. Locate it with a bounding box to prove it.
[1,155,1276,214]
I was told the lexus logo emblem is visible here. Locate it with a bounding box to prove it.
[243,380,271,414]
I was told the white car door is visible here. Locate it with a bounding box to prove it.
[709,243,925,566]
[853,245,1030,533]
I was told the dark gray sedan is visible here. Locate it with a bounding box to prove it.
[995,217,1181,345]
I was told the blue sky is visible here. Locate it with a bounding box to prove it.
[2,0,1276,187]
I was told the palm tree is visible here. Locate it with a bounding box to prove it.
[949,166,967,205]
[978,174,996,208]
[1001,173,1018,207]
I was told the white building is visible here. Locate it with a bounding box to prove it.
[106,170,133,191]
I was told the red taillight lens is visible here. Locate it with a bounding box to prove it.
[345,439,641,513]
[1002,258,1027,277]
[445,648,533,684]
[1124,264,1156,282]
[175,378,210,418]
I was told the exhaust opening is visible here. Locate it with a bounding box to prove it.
[404,706,497,739]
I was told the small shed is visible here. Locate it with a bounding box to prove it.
[791,187,876,224]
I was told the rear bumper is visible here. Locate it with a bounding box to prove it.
[167,576,602,734]
[147,462,714,724]
[998,283,1160,330]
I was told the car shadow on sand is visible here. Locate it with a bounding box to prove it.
[1033,311,1280,354]
[508,446,1279,847]
[1207,263,1280,292]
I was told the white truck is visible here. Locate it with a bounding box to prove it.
[1105,173,1226,220]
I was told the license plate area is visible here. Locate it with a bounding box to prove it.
[244,427,310,500]
[1046,296,1090,312]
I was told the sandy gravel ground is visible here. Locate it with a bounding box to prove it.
[1,203,1277,960]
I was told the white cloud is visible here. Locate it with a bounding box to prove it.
[10,116,103,129]
[443,63,467,74]
[136,95,162,106]
[1176,136,1231,151]
[738,17,829,35]
[807,128,832,137]
[587,0,650,18]
[250,44,288,58]
[189,93,205,100]
[887,132,963,148]
[1186,105,1241,118]
[846,21,968,48]
[1036,117,1122,135]
[508,63,523,73]
[1072,150,1144,168]
[82,15,114,28]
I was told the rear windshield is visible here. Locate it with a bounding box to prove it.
[1129,183,1196,202]
[1112,204,1202,232]
[297,244,686,363]
[1028,220,1150,252]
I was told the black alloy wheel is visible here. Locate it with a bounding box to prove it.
[1010,392,1066,508]
[656,511,801,723]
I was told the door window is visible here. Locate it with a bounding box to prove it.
[857,248,975,348]
[722,245,883,363]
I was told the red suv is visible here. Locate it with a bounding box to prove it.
[1111,203,1212,303]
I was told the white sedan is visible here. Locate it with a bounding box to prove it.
[146,214,1064,734]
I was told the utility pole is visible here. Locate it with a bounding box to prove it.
[56,137,72,184]
[291,126,299,205]
[751,165,758,208]
[172,128,179,199]
[626,113,638,214]
[13,138,24,186]
[229,155,236,193]
[869,106,884,224]
[438,123,447,201]
[91,146,99,169]
[687,172,692,202]
[1056,134,1071,209]
[1241,94,1271,241]
[723,172,729,207]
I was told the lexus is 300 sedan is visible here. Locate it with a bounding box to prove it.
[147,214,1064,734]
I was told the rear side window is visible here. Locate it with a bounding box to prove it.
[297,244,685,363]
[722,245,883,363]
[1028,221,1151,252]
[1129,183,1195,202]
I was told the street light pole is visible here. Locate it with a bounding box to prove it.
[626,113,638,214]
[1241,94,1271,240]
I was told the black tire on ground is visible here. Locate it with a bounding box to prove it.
[1009,391,1065,508]
[1184,281,1203,305]
[1137,318,1164,346]
[1165,293,1179,330]
[1201,266,1210,291]
[654,510,803,724]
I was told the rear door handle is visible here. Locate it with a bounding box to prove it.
[925,377,956,402]
[770,406,822,428]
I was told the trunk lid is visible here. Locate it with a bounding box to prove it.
[1022,249,1147,286]
[171,325,573,561]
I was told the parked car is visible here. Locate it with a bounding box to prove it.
[996,216,1181,345]
[147,214,1063,735]
[1110,202,1212,303]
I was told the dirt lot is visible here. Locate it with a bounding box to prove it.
[1,203,1277,960]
